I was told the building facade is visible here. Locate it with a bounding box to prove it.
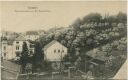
[13,36,29,59]
[1,36,35,60]
[44,40,67,61]
[1,37,8,60]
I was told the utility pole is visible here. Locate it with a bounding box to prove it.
[60,46,63,74]
[68,67,71,78]
[85,58,86,73]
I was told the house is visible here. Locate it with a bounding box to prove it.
[13,36,34,59]
[85,48,106,76]
[25,31,39,41]
[13,36,28,59]
[1,36,15,60]
[1,36,35,60]
[43,40,68,61]
[1,37,8,60]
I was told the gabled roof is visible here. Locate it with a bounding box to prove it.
[44,40,66,50]
[15,36,26,41]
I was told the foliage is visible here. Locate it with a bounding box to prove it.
[19,42,29,73]
[32,42,44,73]
[83,13,102,23]
[31,12,127,78]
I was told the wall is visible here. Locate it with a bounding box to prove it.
[1,41,8,59]
[44,42,67,61]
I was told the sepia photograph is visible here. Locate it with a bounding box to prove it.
[0,1,127,80]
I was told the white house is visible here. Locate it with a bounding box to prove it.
[1,36,35,60]
[13,36,28,59]
[1,37,8,60]
[13,36,35,59]
[43,40,67,61]
[6,45,14,60]
[1,37,14,60]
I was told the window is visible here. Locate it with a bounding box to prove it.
[62,50,64,53]
[16,46,19,50]
[16,41,19,44]
[4,46,6,50]
[58,50,60,53]
[4,53,6,56]
[54,50,56,53]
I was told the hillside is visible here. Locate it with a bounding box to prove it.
[36,12,127,78]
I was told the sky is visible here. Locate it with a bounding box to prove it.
[1,1,127,32]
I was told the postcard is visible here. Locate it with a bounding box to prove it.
[0,1,127,80]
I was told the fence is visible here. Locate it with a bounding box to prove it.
[16,69,92,80]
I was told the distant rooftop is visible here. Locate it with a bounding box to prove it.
[15,36,26,41]
[26,31,38,35]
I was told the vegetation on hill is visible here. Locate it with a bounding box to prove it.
[26,12,126,78]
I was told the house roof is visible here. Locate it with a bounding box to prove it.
[26,31,38,35]
[44,40,66,50]
[86,48,106,62]
[15,36,26,41]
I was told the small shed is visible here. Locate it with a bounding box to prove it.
[85,49,106,76]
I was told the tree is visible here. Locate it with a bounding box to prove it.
[32,42,44,72]
[83,13,102,23]
[117,12,127,23]
[72,18,82,30]
[20,42,29,73]
[107,15,117,24]
[37,12,126,78]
